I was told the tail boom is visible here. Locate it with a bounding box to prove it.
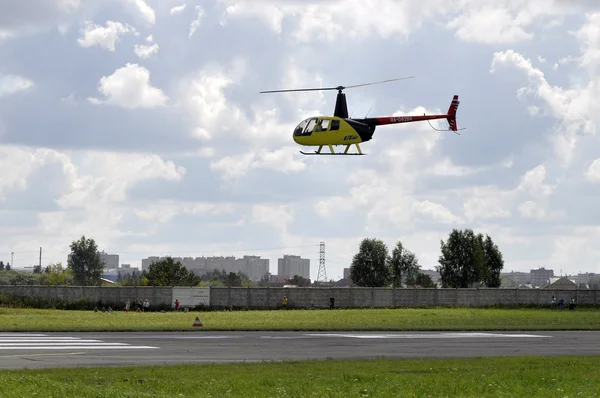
[366,114,449,126]
[359,95,460,131]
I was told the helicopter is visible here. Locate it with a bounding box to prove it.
[259,76,463,155]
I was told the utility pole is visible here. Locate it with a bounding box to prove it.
[11,252,13,267]
[39,247,42,269]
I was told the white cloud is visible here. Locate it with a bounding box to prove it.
[490,47,599,167]
[189,5,204,37]
[0,146,68,200]
[218,1,285,34]
[89,63,168,108]
[57,152,186,208]
[177,59,246,139]
[210,147,306,181]
[170,4,186,15]
[0,74,34,98]
[125,0,156,25]
[77,21,135,51]
[134,200,235,224]
[0,144,189,266]
[443,0,578,45]
[217,0,579,44]
[585,159,600,182]
[0,30,13,40]
[134,43,159,59]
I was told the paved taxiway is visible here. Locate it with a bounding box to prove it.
[0,331,599,369]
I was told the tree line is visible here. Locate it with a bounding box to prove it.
[2,229,504,289]
[0,235,294,287]
[349,228,504,288]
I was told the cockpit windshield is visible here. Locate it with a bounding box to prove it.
[293,117,318,136]
[293,119,309,136]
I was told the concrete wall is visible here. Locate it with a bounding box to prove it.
[0,285,173,309]
[207,287,599,309]
[0,285,598,310]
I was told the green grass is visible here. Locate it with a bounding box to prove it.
[0,307,598,332]
[0,356,599,397]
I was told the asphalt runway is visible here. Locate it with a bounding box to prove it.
[0,330,599,370]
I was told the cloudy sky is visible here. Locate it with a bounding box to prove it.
[1,0,599,279]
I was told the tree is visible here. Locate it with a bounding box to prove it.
[5,263,10,271]
[67,235,105,286]
[257,273,270,287]
[42,262,73,285]
[388,240,420,287]
[144,257,201,286]
[436,229,504,288]
[350,238,390,287]
[481,234,504,287]
[225,272,242,287]
[285,275,311,287]
[408,272,436,288]
[0,261,4,271]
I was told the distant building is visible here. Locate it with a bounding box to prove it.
[343,267,350,279]
[277,255,310,280]
[117,264,136,276]
[575,272,598,285]
[140,255,269,282]
[99,251,119,270]
[530,267,554,286]
[544,276,577,290]
[500,275,518,288]
[500,271,530,286]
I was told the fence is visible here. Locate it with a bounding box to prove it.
[0,285,596,310]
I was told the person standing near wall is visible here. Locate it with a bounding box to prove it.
[175,299,180,311]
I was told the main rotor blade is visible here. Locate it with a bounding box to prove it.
[259,87,339,94]
[259,76,415,94]
[344,76,416,89]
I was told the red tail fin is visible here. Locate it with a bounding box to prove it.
[446,95,459,131]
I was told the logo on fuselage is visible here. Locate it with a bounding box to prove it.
[344,135,359,140]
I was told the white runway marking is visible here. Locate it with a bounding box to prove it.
[165,336,241,339]
[0,333,158,351]
[305,332,552,339]
[0,346,158,350]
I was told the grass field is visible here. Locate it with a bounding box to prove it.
[0,356,598,397]
[0,307,598,331]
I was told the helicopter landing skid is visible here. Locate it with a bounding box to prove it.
[300,143,365,156]
[300,151,365,156]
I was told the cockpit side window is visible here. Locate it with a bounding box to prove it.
[330,119,340,131]
[304,118,317,134]
[316,119,330,132]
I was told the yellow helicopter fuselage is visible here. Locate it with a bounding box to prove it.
[292,116,374,147]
